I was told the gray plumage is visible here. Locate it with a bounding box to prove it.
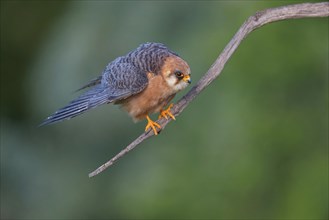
[40,42,178,126]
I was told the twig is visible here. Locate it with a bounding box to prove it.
[89,2,329,177]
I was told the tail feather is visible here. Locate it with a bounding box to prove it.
[39,86,110,126]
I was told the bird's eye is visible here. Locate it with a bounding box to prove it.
[174,71,184,79]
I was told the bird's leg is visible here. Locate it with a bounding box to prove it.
[158,103,176,120]
[145,115,161,135]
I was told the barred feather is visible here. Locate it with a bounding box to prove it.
[40,42,180,126]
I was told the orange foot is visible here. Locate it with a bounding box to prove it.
[158,103,176,120]
[145,115,161,135]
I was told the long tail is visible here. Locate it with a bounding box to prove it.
[39,85,110,126]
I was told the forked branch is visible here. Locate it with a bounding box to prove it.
[89,2,329,177]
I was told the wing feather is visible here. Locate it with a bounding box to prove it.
[40,61,149,126]
[39,86,111,126]
[75,76,102,92]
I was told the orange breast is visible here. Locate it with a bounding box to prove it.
[120,75,175,121]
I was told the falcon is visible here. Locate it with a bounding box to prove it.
[40,42,191,135]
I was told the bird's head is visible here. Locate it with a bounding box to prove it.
[161,55,191,93]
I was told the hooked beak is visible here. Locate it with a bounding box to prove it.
[183,75,191,84]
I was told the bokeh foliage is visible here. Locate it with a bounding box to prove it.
[1,1,328,219]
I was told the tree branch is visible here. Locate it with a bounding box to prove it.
[89,2,329,177]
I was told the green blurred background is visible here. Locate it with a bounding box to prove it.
[1,1,328,219]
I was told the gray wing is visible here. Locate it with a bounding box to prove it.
[40,63,148,126]
[102,62,148,97]
[39,85,114,126]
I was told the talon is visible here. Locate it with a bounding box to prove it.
[158,103,176,120]
[145,115,161,135]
